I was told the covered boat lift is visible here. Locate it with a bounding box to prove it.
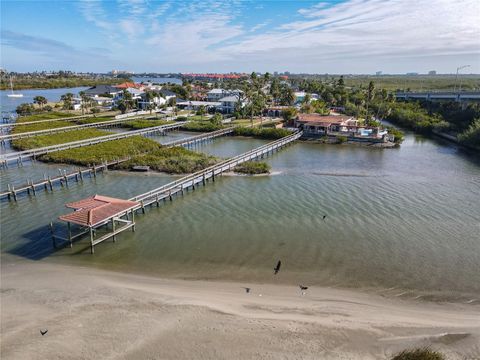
[52,195,139,253]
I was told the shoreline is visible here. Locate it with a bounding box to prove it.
[1,261,479,359]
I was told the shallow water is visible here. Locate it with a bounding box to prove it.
[1,131,479,301]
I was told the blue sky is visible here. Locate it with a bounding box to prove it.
[1,0,479,74]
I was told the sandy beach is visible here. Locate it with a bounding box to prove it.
[1,261,479,360]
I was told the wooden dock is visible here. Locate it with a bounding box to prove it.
[0,122,186,168]
[0,116,172,143]
[0,127,235,201]
[49,131,302,253]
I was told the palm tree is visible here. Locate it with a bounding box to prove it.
[33,96,47,109]
[60,93,74,110]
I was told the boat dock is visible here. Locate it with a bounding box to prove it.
[50,131,302,253]
[0,127,235,201]
[0,122,186,168]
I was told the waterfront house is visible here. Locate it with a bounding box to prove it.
[137,89,177,110]
[207,88,243,102]
[217,94,244,114]
[294,92,319,104]
[83,85,122,98]
[295,114,389,142]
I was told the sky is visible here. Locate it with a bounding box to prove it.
[1,0,479,74]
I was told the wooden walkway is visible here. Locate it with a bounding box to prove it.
[0,122,186,168]
[49,131,301,252]
[131,131,302,206]
[0,116,171,143]
[0,127,235,201]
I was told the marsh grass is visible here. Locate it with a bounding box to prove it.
[234,161,270,174]
[391,348,445,360]
[12,128,111,150]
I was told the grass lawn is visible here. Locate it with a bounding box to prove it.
[12,120,75,134]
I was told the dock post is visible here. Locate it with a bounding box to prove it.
[50,222,56,248]
[48,176,53,191]
[67,222,72,248]
[156,194,159,207]
[12,186,17,202]
[141,201,145,214]
[132,210,136,232]
[79,169,83,181]
[93,166,97,178]
[112,218,116,242]
[212,171,215,182]
[64,171,68,186]
[31,182,36,196]
[202,174,206,186]
[169,190,173,201]
[90,228,94,254]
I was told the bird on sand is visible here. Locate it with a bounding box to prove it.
[274,260,282,275]
[40,329,48,336]
[299,285,309,291]
[244,287,251,293]
[323,215,327,220]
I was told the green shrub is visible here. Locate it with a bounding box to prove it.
[12,129,111,150]
[12,120,74,134]
[40,136,161,165]
[181,121,223,132]
[233,127,291,139]
[337,135,348,143]
[458,118,480,149]
[385,126,405,144]
[122,119,172,130]
[234,161,270,174]
[176,116,188,122]
[114,146,217,174]
[391,348,445,360]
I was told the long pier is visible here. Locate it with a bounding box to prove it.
[131,131,302,206]
[0,122,186,168]
[0,127,235,201]
[50,131,302,252]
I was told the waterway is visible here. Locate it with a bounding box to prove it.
[1,131,479,302]
[0,87,89,114]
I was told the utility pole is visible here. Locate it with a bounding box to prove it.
[454,65,470,93]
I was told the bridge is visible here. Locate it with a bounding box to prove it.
[395,91,480,102]
[0,122,186,168]
[50,130,302,252]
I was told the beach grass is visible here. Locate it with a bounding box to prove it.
[234,161,270,174]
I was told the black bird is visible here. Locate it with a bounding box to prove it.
[244,287,251,293]
[322,215,327,220]
[274,260,282,275]
[299,285,309,291]
[40,329,48,336]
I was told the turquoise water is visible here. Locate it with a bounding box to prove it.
[1,132,479,301]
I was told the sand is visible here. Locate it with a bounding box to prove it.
[1,261,479,360]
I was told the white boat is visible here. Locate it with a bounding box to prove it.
[7,77,23,98]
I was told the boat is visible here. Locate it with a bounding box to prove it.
[7,77,23,98]
[132,165,150,172]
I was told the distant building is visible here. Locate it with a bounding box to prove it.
[376,71,383,76]
[428,70,437,75]
[83,85,122,98]
[406,72,419,76]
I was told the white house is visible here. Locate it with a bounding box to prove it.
[207,88,243,102]
[217,95,243,114]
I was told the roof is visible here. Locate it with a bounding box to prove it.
[83,85,121,96]
[115,82,143,89]
[59,195,139,227]
[177,100,221,106]
[208,88,225,94]
[219,95,240,102]
[158,89,177,97]
[297,114,353,124]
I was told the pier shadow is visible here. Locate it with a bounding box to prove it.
[6,223,91,261]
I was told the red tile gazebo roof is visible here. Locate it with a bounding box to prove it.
[59,195,139,227]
